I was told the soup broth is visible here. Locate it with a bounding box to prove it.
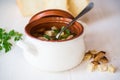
[31,26,76,40]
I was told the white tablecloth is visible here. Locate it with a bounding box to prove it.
[0,0,120,80]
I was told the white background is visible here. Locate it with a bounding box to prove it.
[0,0,120,80]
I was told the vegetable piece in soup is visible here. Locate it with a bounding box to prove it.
[32,26,76,40]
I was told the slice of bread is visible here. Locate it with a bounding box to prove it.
[68,0,89,17]
[16,0,45,17]
[44,0,68,11]
[17,0,68,17]
[17,0,89,17]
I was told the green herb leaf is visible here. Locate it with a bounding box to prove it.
[0,28,4,39]
[3,41,12,53]
[9,30,15,36]
[14,32,23,41]
[0,28,22,53]
[0,46,2,50]
[65,29,70,35]
[61,34,69,39]
[53,29,59,34]
[61,26,65,30]
[43,34,50,40]
[59,26,71,39]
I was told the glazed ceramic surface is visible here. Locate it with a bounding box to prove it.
[17,16,85,71]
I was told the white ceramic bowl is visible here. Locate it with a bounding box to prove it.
[17,11,86,72]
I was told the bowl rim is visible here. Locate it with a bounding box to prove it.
[25,17,84,42]
[29,9,74,23]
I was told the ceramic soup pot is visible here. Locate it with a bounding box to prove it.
[17,9,85,72]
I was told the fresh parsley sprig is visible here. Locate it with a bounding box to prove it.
[0,28,22,53]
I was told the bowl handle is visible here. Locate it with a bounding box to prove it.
[16,40,38,56]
